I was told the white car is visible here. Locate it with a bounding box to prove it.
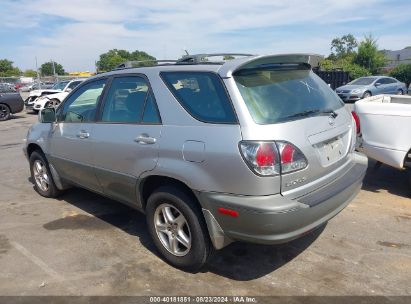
[25,79,86,112]
[354,94,411,182]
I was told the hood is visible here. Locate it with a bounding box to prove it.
[336,84,367,91]
[44,91,68,100]
[29,89,61,97]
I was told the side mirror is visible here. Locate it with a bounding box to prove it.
[65,88,72,93]
[39,108,56,123]
[375,82,381,87]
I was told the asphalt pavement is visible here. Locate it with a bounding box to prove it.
[0,109,410,296]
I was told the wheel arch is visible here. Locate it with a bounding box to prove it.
[404,147,411,168]
[139,175,201,212]
[139,174,232,250]
[27,143,44,158]
[0,102,11,111]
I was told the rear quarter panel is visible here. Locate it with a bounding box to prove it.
[143,70,281,195]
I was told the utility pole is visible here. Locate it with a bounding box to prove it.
[51,59,57,82]
[35,57,41,89]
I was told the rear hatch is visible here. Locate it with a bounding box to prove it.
[231,62,355,198]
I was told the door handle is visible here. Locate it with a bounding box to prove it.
[135,134,156,145]
[77,130,90,139]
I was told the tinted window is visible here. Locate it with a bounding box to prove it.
[142,93,161,123]
[67,81,82,90]
[233,65,343,124]
[59,79,106,123]
[161,72,237,124]
[384,78,396,84]
[350,77,375,85]
[101,76,157,124]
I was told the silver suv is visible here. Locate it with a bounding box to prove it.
[24,54,368,270]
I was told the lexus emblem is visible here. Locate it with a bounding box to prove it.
[328,115,336,126]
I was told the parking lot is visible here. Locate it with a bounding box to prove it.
[0,110,410,296]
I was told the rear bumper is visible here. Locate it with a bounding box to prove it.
[198,152,368,248]
[363,143,407,169]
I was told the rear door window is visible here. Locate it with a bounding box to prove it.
[233,64,344,124]
[100,76,161,124]
[161,72,237,124]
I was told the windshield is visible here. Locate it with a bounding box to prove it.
[52,81,69,90]
[349,77,375,85]
[233,65,343,124]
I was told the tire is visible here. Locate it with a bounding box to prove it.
[46,99,61,108]
[29,151,61,198]
[363,91,371,98]
[397,89,404,95]
[0,104,11,121]
[146,186,213,271]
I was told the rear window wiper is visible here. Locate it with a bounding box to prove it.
[283,109,338,120]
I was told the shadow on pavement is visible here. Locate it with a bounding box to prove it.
[45,186,324,280]
[204,225,324,280]
[10,114,27,120]
[361,160,411,198]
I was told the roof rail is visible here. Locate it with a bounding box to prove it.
[114,60,178,70]
[113,54,255,70]
[177,53,254,64]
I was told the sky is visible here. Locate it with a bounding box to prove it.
[1,0,410,72]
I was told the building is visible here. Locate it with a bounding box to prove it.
[68,71,95,77]
[384,47,411,69]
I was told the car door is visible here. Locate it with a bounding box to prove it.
[91,75,162,205]
[373,78,387,95]
[385,78,398,94]
[49,78,107,193]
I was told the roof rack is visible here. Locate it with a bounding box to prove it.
[177,53,254,64]
[113,54,255,71]
[115,60,178,70]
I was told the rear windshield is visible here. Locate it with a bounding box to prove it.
[349,77,375,85]
[233,65,343,124]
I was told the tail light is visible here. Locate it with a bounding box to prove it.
[276,142,308,173]
[239,142,280,176]
[239,141,307,176]
[351,111,360,134]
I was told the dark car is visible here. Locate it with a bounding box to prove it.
[0,83,16,93]
[0,93,24,121]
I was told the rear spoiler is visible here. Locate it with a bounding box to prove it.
[218,53,324,77]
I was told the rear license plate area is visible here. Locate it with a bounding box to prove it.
[315,137,345,166]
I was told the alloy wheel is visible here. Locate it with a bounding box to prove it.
[33,160,49,192]
[0,104,10,120]
[154,203,192,256]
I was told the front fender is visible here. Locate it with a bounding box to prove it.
[25,123,54,157]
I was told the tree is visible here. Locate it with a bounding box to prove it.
[40,61,65,76]
[354,35,386,74]
[0,59,21,77]
[96,49,156,72]
[24,69,38,77]
[390,64,411,87]
[320,57,370,79]
[330,34,358,59]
